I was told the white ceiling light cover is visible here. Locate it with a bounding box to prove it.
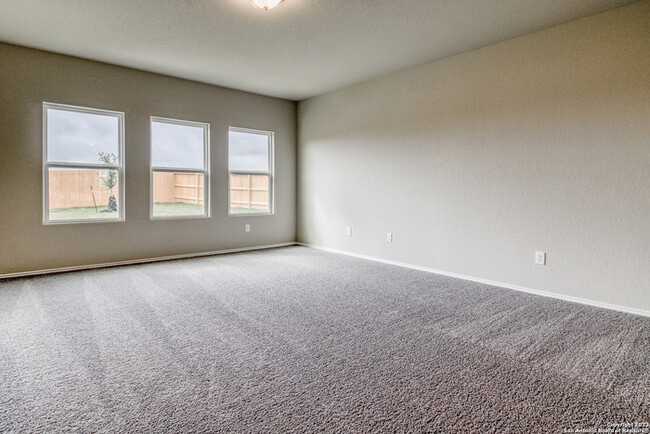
[252,0,283,11]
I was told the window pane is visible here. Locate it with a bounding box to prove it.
[152,171,205,217]
[229,173,269,214]
[151,121,205,170]
[48,168,120,221]
[229,130,269,171]
[47,108,120,165]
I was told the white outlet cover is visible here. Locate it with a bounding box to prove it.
[535,251,546,265]
[346,227,352,236]
[386,233,393,242]
[245,224,251,232]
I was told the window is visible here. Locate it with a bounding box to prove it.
[151,117,209,218]
[228,127,274,215]
[43,103,124,223]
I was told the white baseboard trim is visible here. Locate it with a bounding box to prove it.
[0,242,298,280]
[298,242,650,318]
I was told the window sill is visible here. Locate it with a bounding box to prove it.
[150,214,210,221]
[228,212,274,217]
[43,217,125,225]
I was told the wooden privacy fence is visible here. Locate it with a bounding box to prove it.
[48,169,118,209]
[48,170,268,210]
[229,174,269,210]
[152,172,204,204]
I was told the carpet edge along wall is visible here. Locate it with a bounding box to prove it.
[1,246,648,432]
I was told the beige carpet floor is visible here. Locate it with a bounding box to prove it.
[0,246,648,432]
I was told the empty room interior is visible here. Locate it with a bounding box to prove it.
[1,0,649,432]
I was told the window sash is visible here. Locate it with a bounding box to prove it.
[149,117,210,219]
[43,102,125,224]
[227,127,274,217]
[228,171,273,215]
[47,162,121,170]
[151,167,208,174]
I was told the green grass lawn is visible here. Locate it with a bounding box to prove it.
[230,206,269,214]
[49,202,205,221]
[152,202,204,217]
[48,206,121,221]
[49,203,268,220]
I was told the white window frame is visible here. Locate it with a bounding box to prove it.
[150,116,210,220]
[228,126,275,217]
[42,102,125,225]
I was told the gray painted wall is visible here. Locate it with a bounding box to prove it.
[298,2,650,311]
[0,43,296,274]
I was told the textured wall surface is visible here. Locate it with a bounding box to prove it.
[0,43,296,274]
[297,2,650,311]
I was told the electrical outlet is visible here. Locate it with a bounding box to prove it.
[535,251,546,265]
[346,227,352,236]
[386,232,393,242]
[245,224,251,233]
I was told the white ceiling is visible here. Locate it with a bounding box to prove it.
[0,0,638,101]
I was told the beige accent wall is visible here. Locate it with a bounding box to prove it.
[297,2,650,311]
[0,43,296,274]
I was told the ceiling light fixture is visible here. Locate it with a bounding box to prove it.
[252,0,283,11]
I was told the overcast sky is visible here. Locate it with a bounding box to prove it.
[151,121,205,169]
[47,109,269,172]
[47,108,119,164]
[229,130,269,171]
